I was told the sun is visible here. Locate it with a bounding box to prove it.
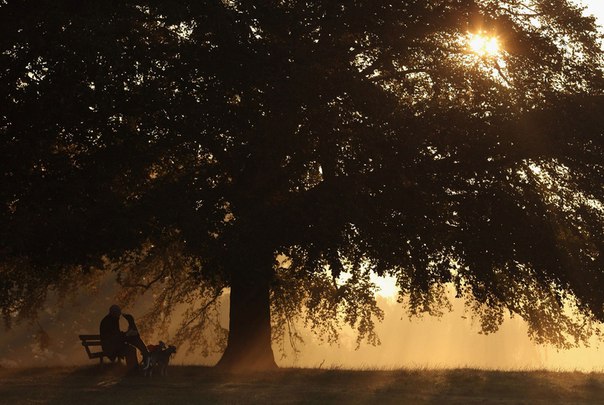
[370,273,399,299]
[468,33,501,57]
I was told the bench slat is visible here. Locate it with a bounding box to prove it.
[79,334,101,340]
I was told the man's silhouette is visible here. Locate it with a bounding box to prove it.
[99,304,149,369]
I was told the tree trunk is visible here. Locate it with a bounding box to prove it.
[216,257,277,371]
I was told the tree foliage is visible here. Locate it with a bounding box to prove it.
[1,0,604,357]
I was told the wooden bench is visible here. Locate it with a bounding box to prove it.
[78,334,123,364]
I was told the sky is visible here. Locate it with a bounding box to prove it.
[585,0,604,25]
[584,0,604,41]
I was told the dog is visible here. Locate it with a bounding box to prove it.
[143,344,177,377]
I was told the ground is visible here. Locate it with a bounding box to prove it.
[1,365,604,404]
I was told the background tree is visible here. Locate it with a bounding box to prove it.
[1,0,603,370]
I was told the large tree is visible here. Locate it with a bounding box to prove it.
[1,0,604,370]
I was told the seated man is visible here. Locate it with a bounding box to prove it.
[99,304,149,369]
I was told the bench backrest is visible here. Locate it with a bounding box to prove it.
[79,334,101,342]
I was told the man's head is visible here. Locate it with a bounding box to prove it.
[109,304,121,318]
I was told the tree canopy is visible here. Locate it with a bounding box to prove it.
[1,0,604,369]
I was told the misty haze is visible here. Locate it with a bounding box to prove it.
[2,0,604,404]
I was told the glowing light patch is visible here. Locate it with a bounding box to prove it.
[469,33,500,57]
[370,273,399,299]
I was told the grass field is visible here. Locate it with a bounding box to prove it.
[1,365,604,404]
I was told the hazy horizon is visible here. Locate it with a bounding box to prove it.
[2,272,603,371]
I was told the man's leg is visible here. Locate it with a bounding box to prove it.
[125,345,138,369]
[116,344,138,369]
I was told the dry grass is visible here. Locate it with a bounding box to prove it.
[1,365,604,404]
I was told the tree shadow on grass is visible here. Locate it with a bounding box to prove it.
[4,366,604,404]
[45,365,225,405]
[420,369,604,405]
